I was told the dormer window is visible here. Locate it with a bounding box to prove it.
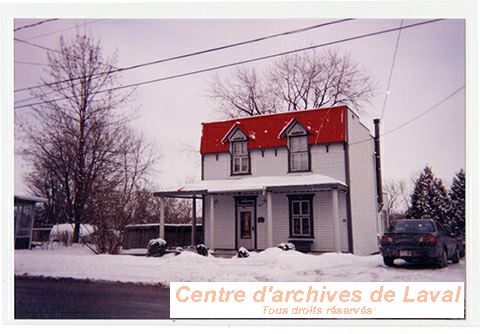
[279,119,311,173]
[289,135,309,172]
[231,141,249,174]
[223,126,250,175]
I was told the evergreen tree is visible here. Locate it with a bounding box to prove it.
[449,169,465,236]
[406,165,435,219]
[406,165,451,225]
[432,177,450,225]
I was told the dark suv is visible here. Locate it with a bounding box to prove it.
[379,219,461,268]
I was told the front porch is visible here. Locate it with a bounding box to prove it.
[154,174,349,253]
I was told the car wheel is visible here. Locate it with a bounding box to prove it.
[383,256,395,267]
[452,247,460,264]
[437,249,448,268]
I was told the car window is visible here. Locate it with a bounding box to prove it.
[392,221,435,233]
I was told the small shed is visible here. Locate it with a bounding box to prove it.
[14,195,45,249]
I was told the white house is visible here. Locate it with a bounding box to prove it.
[155,105,384,255]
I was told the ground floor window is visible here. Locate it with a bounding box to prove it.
[288,194,314,238]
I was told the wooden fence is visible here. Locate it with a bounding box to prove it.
[122,224,203,249]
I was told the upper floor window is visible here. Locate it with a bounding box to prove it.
[289,135,309,172]
[223,126,250,175]
[280,119,310,172]
[231,140,249,174]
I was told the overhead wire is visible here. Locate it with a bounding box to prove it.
[380,19,404,121]
[349,85,465,146]
[14,19,58,32]
[14,19,444,110]
[14,18,354,94]
[19,19,104,41]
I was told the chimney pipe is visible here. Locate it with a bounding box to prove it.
[373,119,383,210]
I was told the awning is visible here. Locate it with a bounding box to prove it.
[154,174,346,197]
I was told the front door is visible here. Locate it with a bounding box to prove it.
[237,205,255,250]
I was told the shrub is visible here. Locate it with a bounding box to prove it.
[147,238,167,257]
[237,247,250,258]
[277,242,296,251]
[196,244,209,256]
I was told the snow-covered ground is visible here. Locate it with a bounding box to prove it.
[15,245,465,286]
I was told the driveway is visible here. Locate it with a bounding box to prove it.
[15,276,170,319]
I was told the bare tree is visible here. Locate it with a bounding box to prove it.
[210,68,278,117]
[384,179,410,223]
[210,49,375,117]
[89,130,157,253]
[16,34,157,251]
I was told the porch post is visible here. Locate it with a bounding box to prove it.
[266,191,273,247]
[159,196,165,239]
[209,194,215,250]
[28,206,36,249]
[332,188,341,253]
[191,196,197,246]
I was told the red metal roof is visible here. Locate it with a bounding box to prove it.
[200,106,347,154]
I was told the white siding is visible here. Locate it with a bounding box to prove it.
[347,110,379,255]
[255,194,269,249]
[204,191,348,252]
[269,191,348,252]
[203,144,345,182]
[204,194,236,249]
[203,154,230,180]
[250,149,289,177]
[310,144,345,183]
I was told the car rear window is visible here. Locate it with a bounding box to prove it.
[392,220,435,233]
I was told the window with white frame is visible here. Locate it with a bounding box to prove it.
[289,195,314,238]
[288,135,309,172]
[231,140,249,174]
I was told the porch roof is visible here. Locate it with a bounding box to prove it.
[154,174,346,197]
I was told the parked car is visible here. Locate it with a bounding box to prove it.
[379,219,461,268]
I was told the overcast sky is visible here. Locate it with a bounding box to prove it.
[13,18,465,194]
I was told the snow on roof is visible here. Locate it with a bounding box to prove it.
[169,174,346,194]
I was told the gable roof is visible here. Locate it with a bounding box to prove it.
[200,106,347,154]
[220,123,247,143]
[278,118,309,138]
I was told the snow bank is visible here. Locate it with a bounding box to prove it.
[15,246,465,286]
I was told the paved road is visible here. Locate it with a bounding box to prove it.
[15,276,170,319]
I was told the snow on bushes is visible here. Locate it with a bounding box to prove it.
[277,242,296,251]
[147,238,167,257]
[237,247,250,258]
[49,224,95,245]
[196,244,209,257]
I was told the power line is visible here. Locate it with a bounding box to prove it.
[349,85,465,146]
[15,37,65,55]
[380,19,403,121]
[381,85,465,137]
[14,36,118,74]
[20,19,104,41]
[15,19,444,110]
[15,60,48,66]
[14,19,354,94]
[14,19,58,32]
